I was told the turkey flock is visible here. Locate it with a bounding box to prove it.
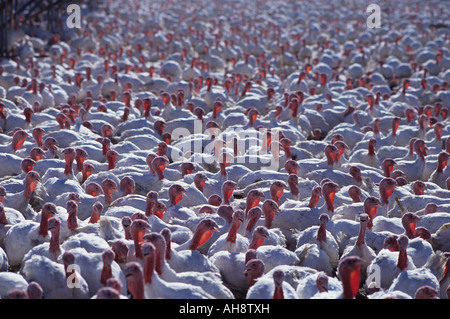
[0,0,449,300]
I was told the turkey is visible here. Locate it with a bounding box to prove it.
[4,202,57,266]
[246,266,298,299]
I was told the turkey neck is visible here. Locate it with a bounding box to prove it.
[272,282,284,299]
[245,212,261,235]
[402,219,416,239]
[368,143,376,156]
[307,192,320,208]
[263,207,276,229]
[132,230,145,259]
[100,263,112,285]
[0,208,7,225]
[129,274,145,299]
[439,260,450,285]
[324,190,336,213]
[226,219,241,244]
[88,210,100,223]
[437,155,448,173]
[189,226,211,250]
[397,245,408,271]
[107,155,116,170]
[24,179,37,201]
[316,221,327,243]
[145,199,154,216]
[342,266,361,299]
[194,178,205,193]
[289,181,299,198]
[355,222,367,246]
[153,240,167,276]
[38,212,51,238]
[144,252,156,285]
[64,156,74,175]
[49,227,61,255]
[67,211,78,230]
[76,155,85,172]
